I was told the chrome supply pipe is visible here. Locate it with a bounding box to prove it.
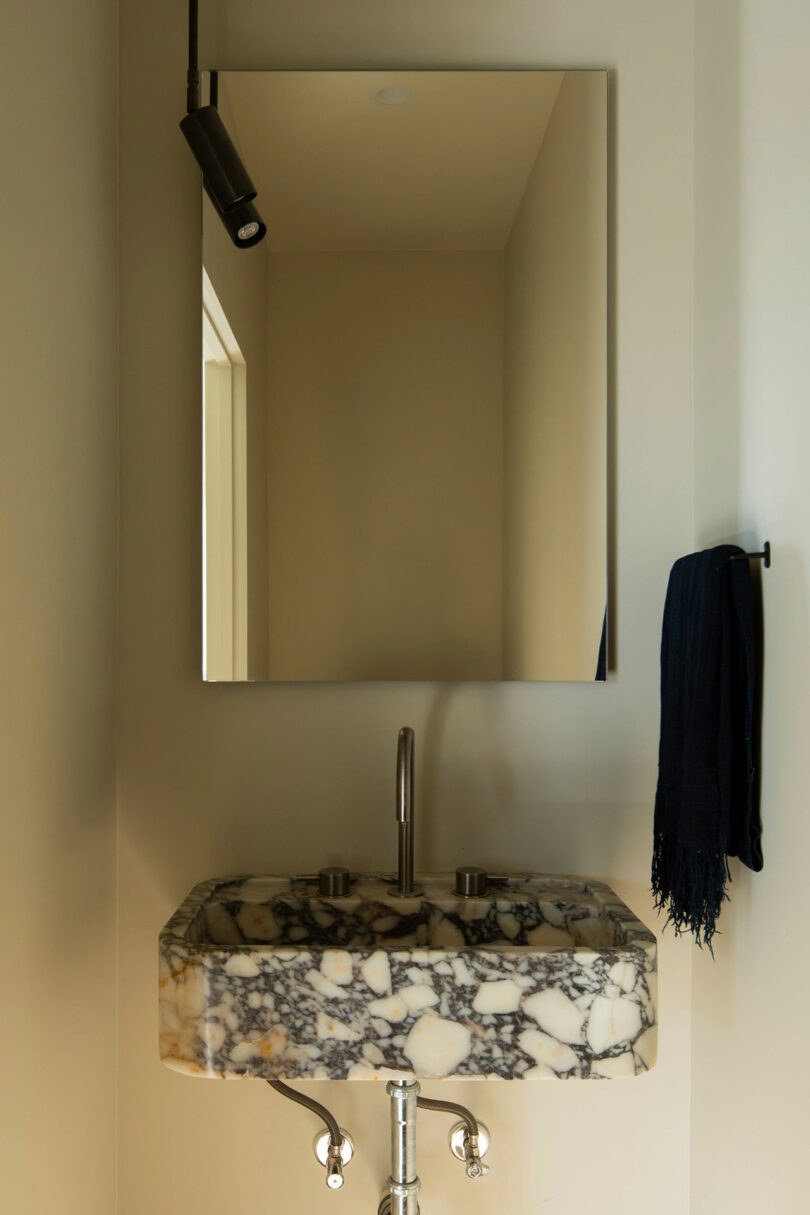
[266,1079,342,1148]
[266,1079,350,1189]
[396,727,415,896]
[415,1095,478,1139]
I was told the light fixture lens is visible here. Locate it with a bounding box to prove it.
[210,196,267,248]
[375,87,411,106]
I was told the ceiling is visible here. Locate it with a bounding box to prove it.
[220,70,565,251]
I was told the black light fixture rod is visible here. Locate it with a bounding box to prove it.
[210,69,219,109]
[179,0,266,247]
[187,0,200,113]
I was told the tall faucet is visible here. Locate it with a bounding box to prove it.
[396,727,415,896]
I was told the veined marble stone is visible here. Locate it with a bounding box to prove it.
[159,873,657,1081]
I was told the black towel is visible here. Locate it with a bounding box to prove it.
[652,545,763,949]
[595,608,607,681]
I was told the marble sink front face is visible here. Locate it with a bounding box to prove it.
[160,874,657,1082]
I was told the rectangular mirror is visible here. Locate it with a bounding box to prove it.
[201,70,607,682]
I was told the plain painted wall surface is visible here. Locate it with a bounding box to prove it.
[503,71,607,680]
[119,2,693,1212]
[691,1,810,1210]
[265,251,504,680]
[0,1,118,1211]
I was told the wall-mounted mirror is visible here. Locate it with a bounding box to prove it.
[201,70,607,682]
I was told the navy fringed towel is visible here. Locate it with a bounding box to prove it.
[652,545,763,949]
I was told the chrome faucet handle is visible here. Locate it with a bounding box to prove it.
[454,866,488,897]
[318,867,351,897]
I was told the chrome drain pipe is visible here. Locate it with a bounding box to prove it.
[382,1080,421,1215]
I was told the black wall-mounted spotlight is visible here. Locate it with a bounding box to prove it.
[180,0,267,249]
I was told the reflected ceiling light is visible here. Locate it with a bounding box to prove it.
[375,87,411,106]
[179,0,267,249]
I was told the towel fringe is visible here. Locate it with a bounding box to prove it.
[651,833,730,954]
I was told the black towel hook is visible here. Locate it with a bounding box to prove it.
[728,541,771,568]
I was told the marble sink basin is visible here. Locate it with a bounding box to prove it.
[159,873,657,1082]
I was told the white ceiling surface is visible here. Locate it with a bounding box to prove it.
[221,70,565,251]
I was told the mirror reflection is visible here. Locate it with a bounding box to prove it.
[202,70,607,682]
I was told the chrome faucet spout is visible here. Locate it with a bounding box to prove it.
[396,727,415,896]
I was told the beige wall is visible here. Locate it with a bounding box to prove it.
[0,1,119,1211]
[203,196,270,678]
[265,251,504,680]
[503,72,607,680]
[691,1,810,1210]
[119,2,693,1213]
